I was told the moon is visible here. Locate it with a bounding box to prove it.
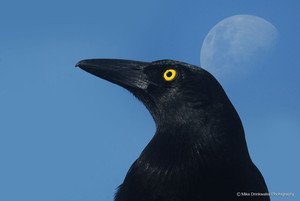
[200,15,279,80]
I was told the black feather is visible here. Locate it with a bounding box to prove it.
[76,59,269,201]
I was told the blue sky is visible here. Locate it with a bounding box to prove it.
[0,0,299,200]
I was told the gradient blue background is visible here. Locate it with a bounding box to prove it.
[0,0,299,200]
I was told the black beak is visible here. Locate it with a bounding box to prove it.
[76,59,150,90]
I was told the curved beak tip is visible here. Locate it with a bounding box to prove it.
[75,61,83,68]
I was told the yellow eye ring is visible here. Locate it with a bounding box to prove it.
[163,69,177,81]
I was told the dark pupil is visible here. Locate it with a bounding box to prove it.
[166,71,172,77]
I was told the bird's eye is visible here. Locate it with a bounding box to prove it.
[163,69,177,81]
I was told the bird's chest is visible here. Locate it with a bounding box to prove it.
[116,159,255,201]
[116,159,222,201]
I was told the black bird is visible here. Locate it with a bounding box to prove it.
[76,59,269,201]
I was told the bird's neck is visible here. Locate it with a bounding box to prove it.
[141,103,251,171]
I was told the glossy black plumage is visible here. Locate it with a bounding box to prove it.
[76,59,269,201]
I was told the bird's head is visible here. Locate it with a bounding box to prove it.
[76,59,233,129]
[76,58,248,165]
